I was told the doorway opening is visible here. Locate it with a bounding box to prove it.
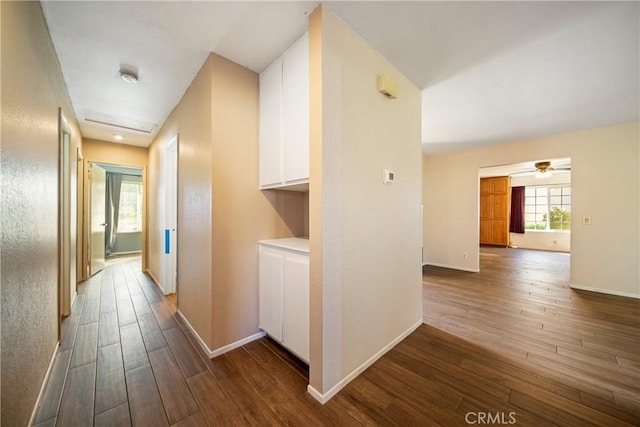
[161,136,178,296]
[58,110,77,322]
[87,161,144,276]
[478,157,572,257]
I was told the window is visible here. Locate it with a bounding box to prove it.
[118,181,143,232]
[524,186,571,230]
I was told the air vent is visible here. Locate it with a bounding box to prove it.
[84,110,157,134]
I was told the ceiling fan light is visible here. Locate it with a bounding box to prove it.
[535,170,552,179]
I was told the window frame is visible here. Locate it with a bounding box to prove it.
[524,184,571,232]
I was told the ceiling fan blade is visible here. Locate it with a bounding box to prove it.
[510,169,537,176]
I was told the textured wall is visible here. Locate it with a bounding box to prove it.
[1,2,81,424]
[82,138,148,167]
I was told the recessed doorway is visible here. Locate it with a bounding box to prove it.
[87,161,144,276]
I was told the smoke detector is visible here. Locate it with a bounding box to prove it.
[119,69,139,84]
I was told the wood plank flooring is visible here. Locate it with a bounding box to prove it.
[34,249,639,426]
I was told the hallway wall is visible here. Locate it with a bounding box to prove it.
[148,53,305,353]
[0,2,82,424]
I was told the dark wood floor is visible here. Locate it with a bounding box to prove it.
[34,249,639,426]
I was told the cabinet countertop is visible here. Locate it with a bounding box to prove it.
[258,237,309,253]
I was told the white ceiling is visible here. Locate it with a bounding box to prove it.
[41,1,639,153]
[478,158,571,178]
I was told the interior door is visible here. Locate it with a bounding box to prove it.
[90,163,107,275]
[163,136,178,294]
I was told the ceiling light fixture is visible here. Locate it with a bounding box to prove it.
[535,170,552,179]
[113,134,124,141]
[119,69,139,84]
[534,161,553,179]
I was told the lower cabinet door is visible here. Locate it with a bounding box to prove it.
[259,245,283,341]
[282,252,309,363]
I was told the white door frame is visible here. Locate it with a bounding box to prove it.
[88,162,107,276]
[58,110,74,319]
[163,135,178,295]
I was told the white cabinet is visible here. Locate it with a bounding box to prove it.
[258,59,283,187]
[258,239,309,363]
[258,245,284,342]
[259,32,309,191]
[282,251,309,362]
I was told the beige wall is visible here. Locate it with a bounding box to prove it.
[150,56,214,348]
[423,121,640,297]
[309,5,423,398]
[148,53,305,352]
[0,2,82,424]
[209,54,306,348]
[83,138,148,167]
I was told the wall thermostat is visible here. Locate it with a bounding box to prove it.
[383,169,395,184]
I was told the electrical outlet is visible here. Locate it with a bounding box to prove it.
[582,216,592,225]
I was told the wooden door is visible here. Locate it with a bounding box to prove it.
[492,192,508,245]
[479,176,510,246]
[479,192,492,244]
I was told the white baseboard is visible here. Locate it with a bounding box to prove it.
[307,318,423,404]
[210,331,266,358]
[29,341,60,426]
[176,310,265,359]
[70,290,77,312]
[570,284,640,299]
[144,269,167,295]
[423,261,479,273]
[176,310,214,357]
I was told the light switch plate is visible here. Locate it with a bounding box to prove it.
[383,169,395,184]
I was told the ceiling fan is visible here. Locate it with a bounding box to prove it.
[511,161,571,178]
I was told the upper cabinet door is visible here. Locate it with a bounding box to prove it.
[259,59,283,188]
[282,32,309,184]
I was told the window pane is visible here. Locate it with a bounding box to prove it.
[549,188,561,196]
[525,188,535,197]
[118,182,142,232]
[550,196,561,205]
[536,187,548,196]
[563,188,571,195]
[562,195,571,205]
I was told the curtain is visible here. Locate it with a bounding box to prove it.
[105,172,123,255]
[510,186,525,234]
